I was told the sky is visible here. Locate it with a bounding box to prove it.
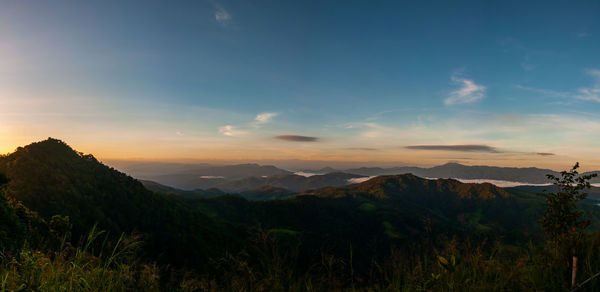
[1,0,600,170]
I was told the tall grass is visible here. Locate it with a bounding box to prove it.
[4,226,600,291]
[1,225,169,291]
[198,231,600,291]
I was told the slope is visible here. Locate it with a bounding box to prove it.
[0,138,237,269]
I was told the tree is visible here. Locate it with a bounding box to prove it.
[0,173,26,251]
[538,162,597,288]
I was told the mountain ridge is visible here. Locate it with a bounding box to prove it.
[0,138,238,269]
[110,160,600,190]
[339,162,600,184]
[3,138,599,276]
[301,174,512,200]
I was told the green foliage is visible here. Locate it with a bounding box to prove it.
[8,224,600,291]
[538,162,597,253]
[0,173,26,252]
[0,226,181,292]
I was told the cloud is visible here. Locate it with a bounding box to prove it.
[514,85,570,98]
[536,152,555,156]
[576,88,600,102]
[274,135,319,142]
[348,176,376,184]
[575,69,600,102]
[444,76,486,105]
[219,112,278,138]
[213,3,231,27]
[405,144,500,153]
[517,69,600,103]
[219,125,247,137]
[255,112,278,124]
[520,55,535,71]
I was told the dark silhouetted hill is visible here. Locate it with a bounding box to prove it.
[0,138,236,269]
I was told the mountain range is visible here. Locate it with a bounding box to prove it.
[112,160,600,194]
[3,138,600,278]
[321,163,600,184]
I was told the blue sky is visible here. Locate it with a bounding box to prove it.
[1,0,600,169]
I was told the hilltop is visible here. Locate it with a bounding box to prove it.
[0,138,237,269]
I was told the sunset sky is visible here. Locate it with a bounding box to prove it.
[1,1,600,170]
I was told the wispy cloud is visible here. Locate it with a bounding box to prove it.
[514,85,570,98]
[536,152,555,156]
[405,144,500,153]
[275,135,319,142]
[219,125,247,137]
[218,112,279,138]
[444,75,486,105]
[575,69,600,102]
[520,55,535,71]
[255,112,279,124]
[212,3,232,27]
[517,69,600,103]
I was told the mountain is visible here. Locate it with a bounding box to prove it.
[104,161,213,178]
[238,185,295,200]
[0,138,237,269]
[296,166,339,174]
[342,162,600,184]
[299,174,532,236]
[119,163,292,190]
[143,179,295,201]
[302,174,511,200]
[140,179,225,199]
[4,138,600,288]
[142,171,365,192]
[189,163,292,179]
[186,173,559,275]
[115,161,600,193]
[112,158,600,194]
[214,172,365,192]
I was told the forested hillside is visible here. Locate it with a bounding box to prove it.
[2,139,600,290]
[0,139,239,269]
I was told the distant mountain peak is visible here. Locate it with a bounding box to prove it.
[235,163,260,167]
[439,162,466,167]
[302,173,511,200]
